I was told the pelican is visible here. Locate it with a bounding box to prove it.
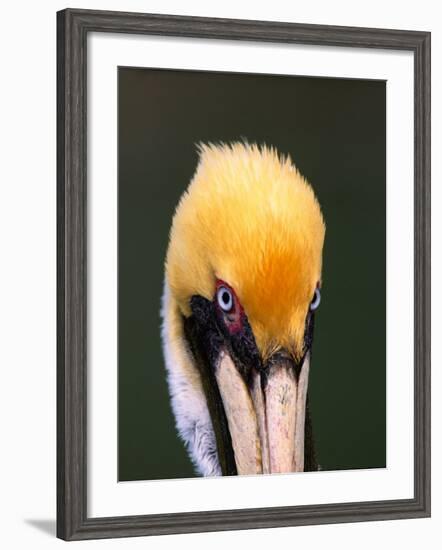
[161,142,325,476]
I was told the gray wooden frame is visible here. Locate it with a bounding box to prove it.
[57,8,431,541]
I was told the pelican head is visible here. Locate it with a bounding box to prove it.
[161,142,325,476]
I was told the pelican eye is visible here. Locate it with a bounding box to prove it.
[310,288,321,311]
[217,286,233,312]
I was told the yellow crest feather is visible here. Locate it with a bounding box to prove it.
[165,142,325,358]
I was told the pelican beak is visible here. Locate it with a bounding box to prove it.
[184,295,316,476]
[215,348,311,475]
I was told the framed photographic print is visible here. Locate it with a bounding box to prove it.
[57,8,431,541]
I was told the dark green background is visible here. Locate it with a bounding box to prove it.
[118,67,386,481]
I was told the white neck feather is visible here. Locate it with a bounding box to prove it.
[161,280,221,477]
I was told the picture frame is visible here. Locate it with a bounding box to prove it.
[57,7,431,541]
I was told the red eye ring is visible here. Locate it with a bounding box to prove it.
[214,279,244,334]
